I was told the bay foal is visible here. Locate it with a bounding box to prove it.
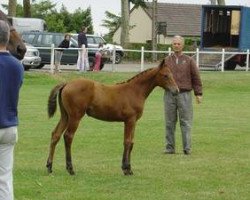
[46,60,178,175]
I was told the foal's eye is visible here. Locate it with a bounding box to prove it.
[164,75,169,79]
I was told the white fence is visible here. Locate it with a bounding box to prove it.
[34,44,250,73]
[125,47,250,72]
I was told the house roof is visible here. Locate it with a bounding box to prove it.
[143,2,202,36]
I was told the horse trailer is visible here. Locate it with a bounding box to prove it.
[7,17,47,33]
[200,5,250,70]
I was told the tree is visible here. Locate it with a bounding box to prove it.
[69,7,94,33]
[23,0,31,17]
[8,0,17,16]
[31,0,57,19]
[46,15,66,32]
[102,11,121,41]
[217,0,225,5]
[102,11,121,34]
[2,0,56,18]
[120,0,148,47]
[45,6,93,33]
[210,0,225,5]
[3,0,94,33]
[120,0,130,48]
[151,0,157,61]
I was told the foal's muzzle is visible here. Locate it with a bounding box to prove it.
[170,87,179,96]
[16,45,27,60]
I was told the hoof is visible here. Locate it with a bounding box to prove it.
[123,169,133,176]
[46,162,53,174]
[66,166,75,175]
[122,164,133,175]
[68,170,75,175]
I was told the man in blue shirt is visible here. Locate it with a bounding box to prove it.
[0,20,24,200]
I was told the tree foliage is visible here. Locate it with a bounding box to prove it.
[1,0,93,34]
[102,11,121,41]
[45,7,93,33]
[30,0,56,18]
[2,0,150,42]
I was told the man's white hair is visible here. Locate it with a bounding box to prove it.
[172,35,185,44]
[0,20,10,46]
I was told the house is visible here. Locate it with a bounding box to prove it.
[112,3,202,45]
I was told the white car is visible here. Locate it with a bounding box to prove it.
[104,43,124,64]
[22,43,41,70]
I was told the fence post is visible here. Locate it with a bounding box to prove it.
[168,47,171,56]
[140,46,144,72]
[246,49,249,72]
[221,48,225,72]
[112,45,116,72]
[196,48,199,68]
[50,43,55,74]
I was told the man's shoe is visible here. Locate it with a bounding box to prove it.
[183,150,190,155]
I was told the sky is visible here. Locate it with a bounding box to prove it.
[1,0,250,34]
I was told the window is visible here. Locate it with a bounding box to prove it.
[87,37,95,44]
[54,35,64,46]
[22,34,36,44]
[94,37,105,44]
[41,34,53,45]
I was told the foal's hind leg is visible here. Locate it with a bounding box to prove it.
[46,118,67,173]
[63,117,82,175]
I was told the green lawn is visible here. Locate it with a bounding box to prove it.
[15,71,250,200]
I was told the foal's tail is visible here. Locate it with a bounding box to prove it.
[48,83,67,118]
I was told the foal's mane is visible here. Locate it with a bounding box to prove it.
[117,59,165,85]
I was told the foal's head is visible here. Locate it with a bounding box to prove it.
[155,59,179,94]
[8,28,27,59]
[0,11,26,60]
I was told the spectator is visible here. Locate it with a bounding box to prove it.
[77,26,89,71]
[93,43,104,71]
[54,33,71,73]
[0,20,24,200]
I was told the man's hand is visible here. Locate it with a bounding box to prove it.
[196,95,202,104]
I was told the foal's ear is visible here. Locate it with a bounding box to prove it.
[159,59,166,68]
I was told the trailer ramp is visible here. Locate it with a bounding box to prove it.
[193,53,235,70]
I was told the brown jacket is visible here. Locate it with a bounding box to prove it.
[165,53,202,95]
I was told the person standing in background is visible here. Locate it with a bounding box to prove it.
[77,26,89,71]
[54,33,71,73]
[0,20,24,200]
[164,35,202,155]
[93,43,103,71]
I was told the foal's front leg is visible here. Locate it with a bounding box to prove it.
[122,120,135,175]
[122,142,134,175]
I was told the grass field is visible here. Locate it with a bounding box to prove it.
[15,71,250,200]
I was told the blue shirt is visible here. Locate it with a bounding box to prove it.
[0,52,24,128]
